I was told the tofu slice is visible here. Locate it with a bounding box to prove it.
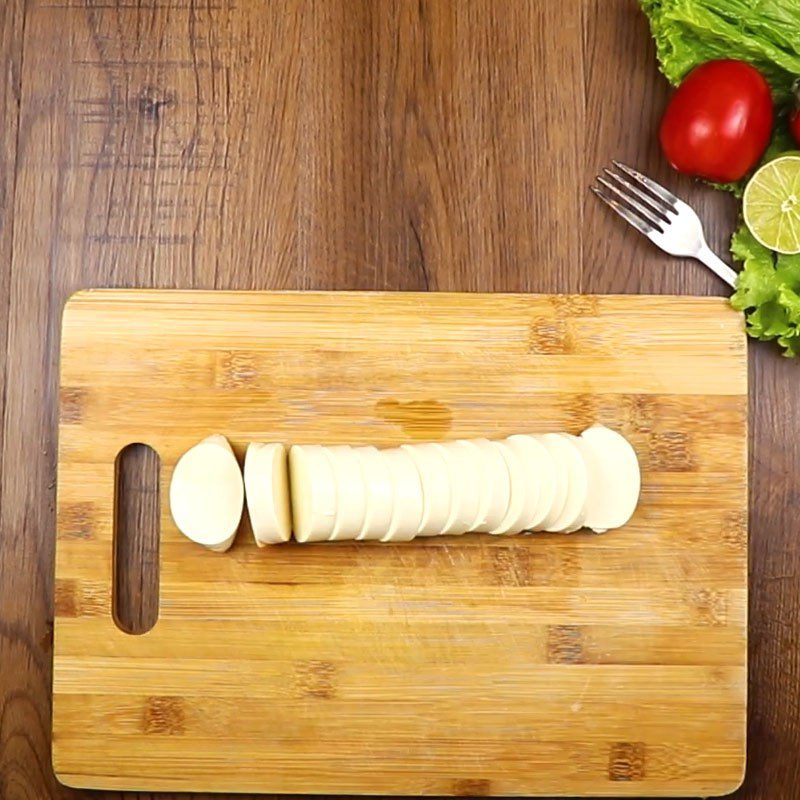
[488,440,528,536]
[579,425,641,532]
[472,438,512,533]
[381,447,424,542]
[535,433,570,530]
[243,442,292,546]
[540,433,589,533]
[505,434,556,533]
[458,439,493,532]
[327,445,368,541]
[169,434,244,552]
[402,443,452,536]
[437,440,483,534]
[288,444,337,542]
[354,445,394,541]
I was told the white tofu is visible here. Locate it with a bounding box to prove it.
[381,447,424,542]
[402,443,452,537]
[539,433,588,533]
[288,444,337,543]
[579,425,641,532]
[535,433,570,530]
[243,442,292,546]
[327,445,368,541]
[471,438,512,533]
[354,445,394,541]
[505,434,556,533]
[488,440,527,536]
[169,434,244,552]
[437,440,483,534]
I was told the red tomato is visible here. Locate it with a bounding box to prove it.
[791,79,800,148]
[659,59,774,183]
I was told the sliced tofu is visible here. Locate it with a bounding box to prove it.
[169,434,244,552]
[327,445,368,541]
[535,433,570,530]
[472,438,512,533]
[488,441,528,536]
[243,442,291,546]
[381,447,424,542]
[354,445,394,541]
[579,425,641,532]
[539,433,588,532]
[402,443,452,537]
[505,434,556,533]
[288,444,337,542]
[458,439,493,532]
[438,440,483,534]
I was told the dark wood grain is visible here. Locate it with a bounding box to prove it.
[0,4,45,800]
[0,1,797,798]
[0,0,21,363]
[0,0,23,514]
[113,444,160,636]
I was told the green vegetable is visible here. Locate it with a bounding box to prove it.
[640,0,800,102]
[730,225,800,356]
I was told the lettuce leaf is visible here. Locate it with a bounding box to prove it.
[640,0,800,102]
[730,225,800,355]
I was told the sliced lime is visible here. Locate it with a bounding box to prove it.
[743,156,800,255]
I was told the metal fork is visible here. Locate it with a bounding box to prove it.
[591,161,738,288]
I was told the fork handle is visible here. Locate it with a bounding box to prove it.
[696,246,738,289]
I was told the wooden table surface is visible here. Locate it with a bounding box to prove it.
[0,1,797,799]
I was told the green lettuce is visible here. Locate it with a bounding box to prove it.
[730,225,800,356]
[640,0,800,102]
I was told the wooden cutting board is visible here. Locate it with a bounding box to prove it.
[53,290,748,796]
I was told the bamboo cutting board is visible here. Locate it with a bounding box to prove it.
[54,290,748,796]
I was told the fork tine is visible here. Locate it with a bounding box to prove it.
[603,168,672,219]
[595,176,665,232]
[591,186,656,237]
[612,161,679,207]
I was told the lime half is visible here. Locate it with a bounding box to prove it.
[743,156,800,255]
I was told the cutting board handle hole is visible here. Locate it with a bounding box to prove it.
[113,443,161,635]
